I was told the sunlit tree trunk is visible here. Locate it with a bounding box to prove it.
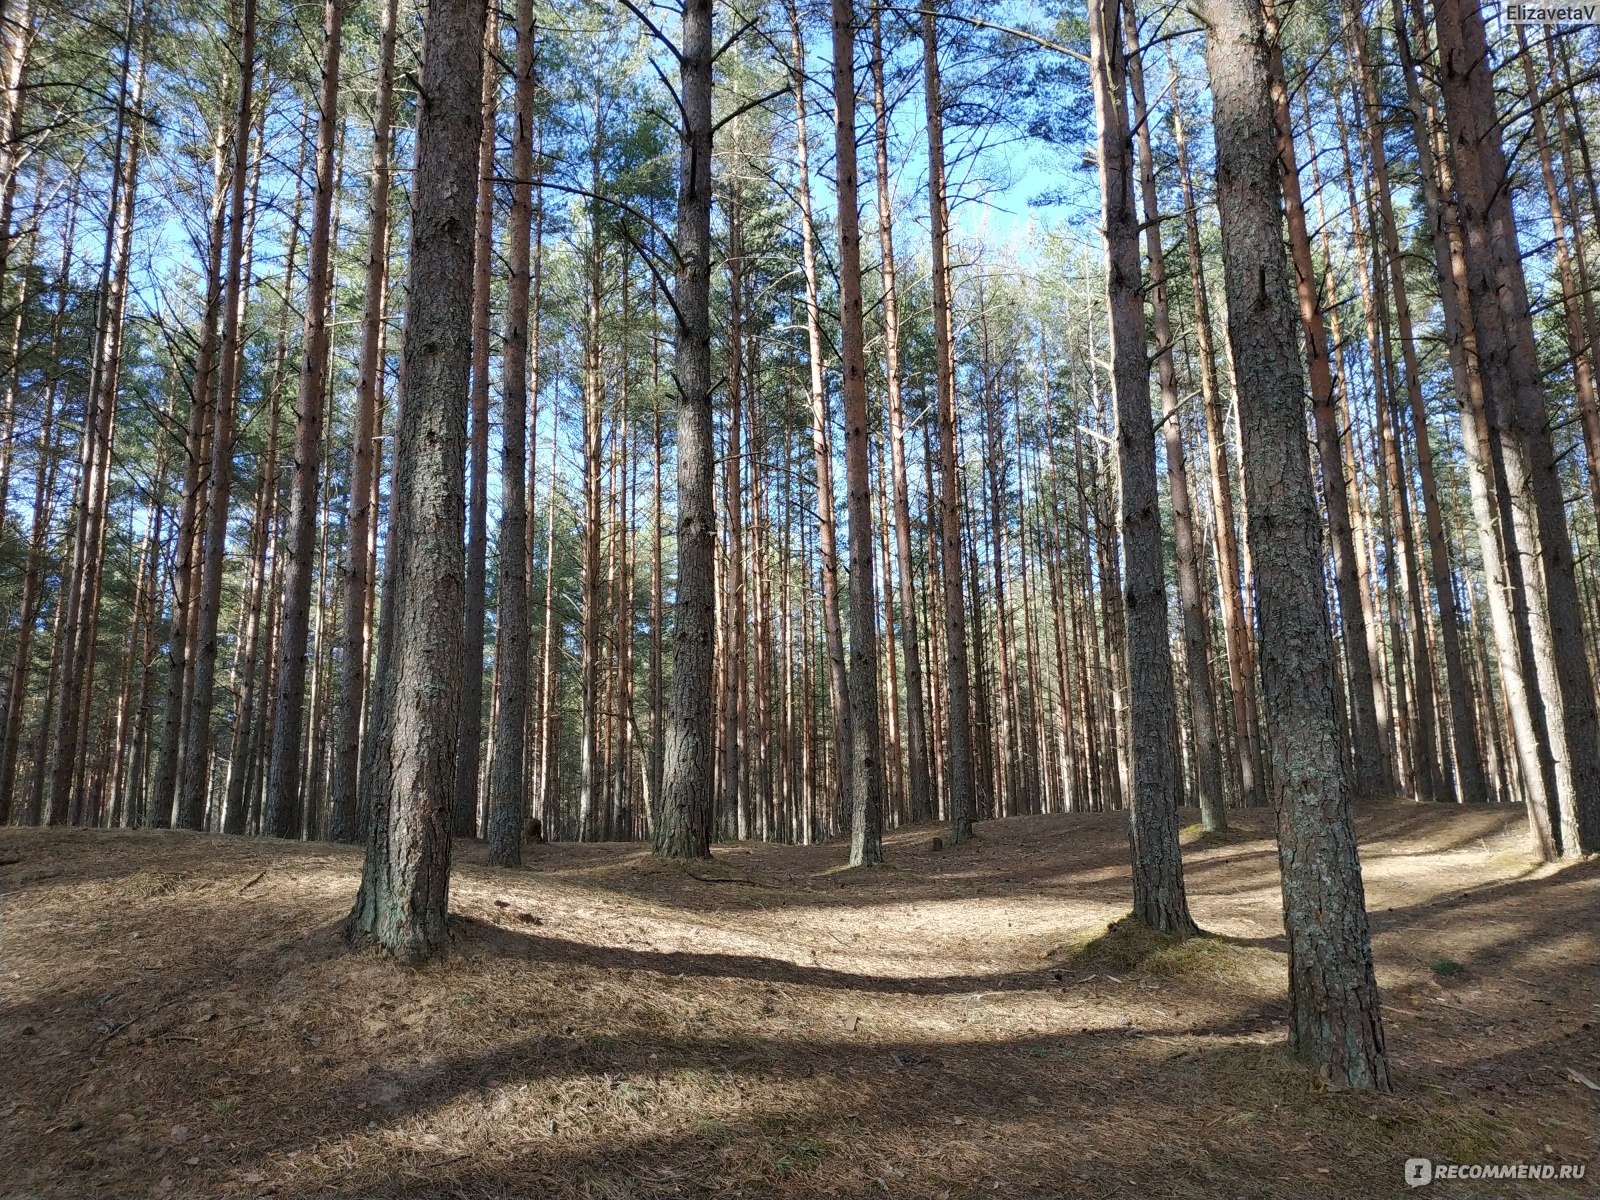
[1202,0,1389,1089]
[1089,0,1196,934]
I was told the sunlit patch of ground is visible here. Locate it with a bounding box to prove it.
[3,803,1594,1198]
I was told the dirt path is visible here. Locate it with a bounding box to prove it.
[3,804,1594,1198]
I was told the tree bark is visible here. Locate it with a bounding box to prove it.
[1201,0,1390,1089]
[348,0,484,959]
[178,0,257,831]
[1089,0,1196,935]
[488,0,537,867]
[830,0,884,867]
[265,0,345,839]
[654,0,715,859]
[921,0,975,843]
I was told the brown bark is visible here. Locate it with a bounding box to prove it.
[328,0,397,844]
[830,0,884,867]
[348,0,485,959]
[921,0,975,842]
[265,0,345,838]
[488,0,537,866]
[178,0,257,830]
[654,0,715,859]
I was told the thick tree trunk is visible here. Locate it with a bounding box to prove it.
[1202,0,1389,1090]
[348,0,484,958]
[654,0,715,860]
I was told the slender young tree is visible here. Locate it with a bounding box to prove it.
[487,0,537,867]
[456,3,500,838]
[329,0,399,844]
[920,0,975,843]
[1088,0,1196,935]
[265,0,346,839]
[1124,9,1224,833]
[178,0,258,831]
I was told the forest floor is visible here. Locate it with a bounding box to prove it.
[2,803,1595,1200]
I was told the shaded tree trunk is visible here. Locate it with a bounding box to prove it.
[348,0,484,958]
[1201,0,1390,1090]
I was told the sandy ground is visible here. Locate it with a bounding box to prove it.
[2,803,1595,1199]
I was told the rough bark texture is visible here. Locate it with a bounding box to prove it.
[1089,0,1196,936]
[347,0,484,960]
[1261,0,1385,803]
[831,0,884,868]
[1201,0,1390,1090]
[1432,0,1599,855]
[1125,12,1224,834]
[654,0,715,860]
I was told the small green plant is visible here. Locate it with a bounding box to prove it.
[775,1139,826,1175]
[1428,957,1465,977]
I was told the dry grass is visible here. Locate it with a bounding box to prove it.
[2,803,1595,1199]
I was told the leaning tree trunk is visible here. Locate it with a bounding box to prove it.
[1201,0,1390,1090]
[654,0,716,860]
[347,0,484,960]
[1089,0,1197,936]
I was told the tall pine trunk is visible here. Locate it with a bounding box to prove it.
[1089,0,1196,935]
[1202,0,1389,1090]
[348,0,485,959]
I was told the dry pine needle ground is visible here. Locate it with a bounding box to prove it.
[2,803,1595,1199]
